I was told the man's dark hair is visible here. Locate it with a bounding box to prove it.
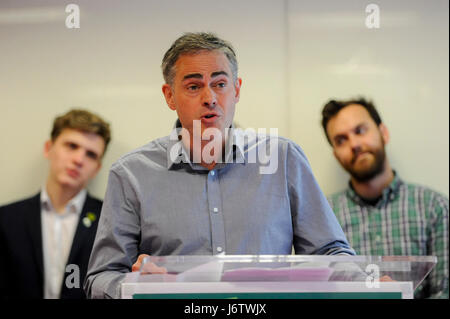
[321,97,382,145]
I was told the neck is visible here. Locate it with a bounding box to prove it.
[45,178,82,213]
[183,130,227,170]
[350,160,394,200]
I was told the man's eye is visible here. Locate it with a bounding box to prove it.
[212,81,227,89]
[67,143,78,149]
[187,85,199,91]
[86,151,98,160]
[334,138,345,146]
[355,127,366,134]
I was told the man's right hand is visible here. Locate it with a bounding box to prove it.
[132,254,168,274]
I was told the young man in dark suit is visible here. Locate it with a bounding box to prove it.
[0,109,111,299]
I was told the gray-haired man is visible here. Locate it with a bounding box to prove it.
[84,32,354,299]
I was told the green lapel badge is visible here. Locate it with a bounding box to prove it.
[82,212,97,228]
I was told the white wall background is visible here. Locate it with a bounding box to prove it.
[0,0,448,205]
[287,0,449,197]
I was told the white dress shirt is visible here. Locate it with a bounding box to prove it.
[40,188,86,299]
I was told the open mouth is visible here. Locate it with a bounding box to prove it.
[201,113,219,123]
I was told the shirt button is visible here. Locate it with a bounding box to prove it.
[216,246,223,253]
[210,170,215,176]
[213,207,219,213]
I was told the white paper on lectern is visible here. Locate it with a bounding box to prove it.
[175,260,224,282]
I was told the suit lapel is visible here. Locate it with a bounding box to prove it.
[25,193,44,288]
[66,195,97,265]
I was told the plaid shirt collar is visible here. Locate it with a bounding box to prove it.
[346,170,404,208]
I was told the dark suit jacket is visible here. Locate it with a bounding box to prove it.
[0,192,102,299]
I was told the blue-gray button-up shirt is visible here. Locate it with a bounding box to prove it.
[85,126,354,298]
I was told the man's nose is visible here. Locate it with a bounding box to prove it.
[72,150,85,166]
[201,87,217,108]
[349,135,362,153]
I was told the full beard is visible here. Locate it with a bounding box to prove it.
[347,147,386,183]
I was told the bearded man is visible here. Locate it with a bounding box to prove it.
[321,97,448,299]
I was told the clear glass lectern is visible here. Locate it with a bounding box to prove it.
[121,255,436,299]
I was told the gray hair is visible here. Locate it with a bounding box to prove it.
[162,32,238,85]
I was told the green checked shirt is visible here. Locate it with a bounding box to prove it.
[328,172,449,299]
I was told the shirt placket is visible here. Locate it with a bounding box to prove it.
[367,207,384,255]
[206,169,226,254]
[52,212,63,297]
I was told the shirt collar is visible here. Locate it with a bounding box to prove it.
[166,119,245,170]
[346,170,404,207]
[40,187,87,215]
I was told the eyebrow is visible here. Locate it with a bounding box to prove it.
[182,71,229,81]
[353,122,367,131]
[211,71,229,78]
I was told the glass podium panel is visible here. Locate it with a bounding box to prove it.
[121,255,436,299]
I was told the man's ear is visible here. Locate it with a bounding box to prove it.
[43,140,52,158]
[379,123,390,145]
[162,84,176,111]
[234,78,242,103]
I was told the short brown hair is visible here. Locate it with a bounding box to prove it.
[162,32,238,85]
[51,109,111,155]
